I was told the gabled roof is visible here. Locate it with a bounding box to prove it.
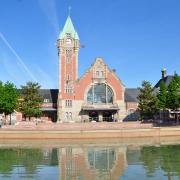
[59,16,79,40]
[78,57,125,87]
[154,76,174,89]
[125,88,139,102]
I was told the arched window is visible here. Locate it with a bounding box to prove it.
[87,84,114,104]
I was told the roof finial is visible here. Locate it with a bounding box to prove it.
[68,6,72,16]
[161,67,166,79]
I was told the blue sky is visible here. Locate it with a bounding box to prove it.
[0,0,180,88]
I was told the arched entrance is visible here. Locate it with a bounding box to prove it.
[103,111,113,122]
[89,111,98,121]
[83,84,119,122]
[88,111,116,122]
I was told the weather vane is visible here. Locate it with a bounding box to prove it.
[68,6,72,16]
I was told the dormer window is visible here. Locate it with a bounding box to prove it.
[44,99,50,103]
[66,33,71,38]
[95,70,104,78]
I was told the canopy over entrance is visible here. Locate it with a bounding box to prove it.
[82,103,119,111]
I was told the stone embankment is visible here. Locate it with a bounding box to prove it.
[0,121,180,139]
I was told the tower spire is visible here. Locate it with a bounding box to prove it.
[59,14,79,40]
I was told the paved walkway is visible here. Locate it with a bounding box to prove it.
[1,121,153,131]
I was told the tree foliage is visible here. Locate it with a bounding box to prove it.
[137,81,158,120]
[19,82,42,120]
[0,81,19,117]
[157,80,167,110]
[166,73,180,111]
[0,81,3,112]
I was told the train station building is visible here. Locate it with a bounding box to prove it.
[55,16,139,122]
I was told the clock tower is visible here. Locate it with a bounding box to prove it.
[57,16,80,121]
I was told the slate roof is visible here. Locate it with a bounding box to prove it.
[40,88,140,104]
[19,88,140,103]
[18,89,58,104]
[154,76,174,89]
[125,88,139,103]
[125,75,175,102]
[38,89,58,103]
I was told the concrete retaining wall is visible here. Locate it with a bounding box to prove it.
[0,127,180,139]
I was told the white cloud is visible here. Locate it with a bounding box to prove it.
[0,53,29,87]
[0,32,58,88]
[0,32,37,82]
[33,66,57,88]
[38,0,59,36]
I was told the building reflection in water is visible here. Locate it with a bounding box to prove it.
[59,146,127,180]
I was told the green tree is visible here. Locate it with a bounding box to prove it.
[0,81,3,112]
[0,81,19,124]
[137,81,158,120]
[20,82,42,120]
[166,73,180,120]
[157,80,167,110]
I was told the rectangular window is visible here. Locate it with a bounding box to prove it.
[66,148,72,156]
[65,100,72,107]
[65,85,72,94]
[101,71,104,77]
[96,71,99,77]
[67,74,71,80]
[66,57,71,63]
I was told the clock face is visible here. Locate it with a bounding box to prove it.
[66,38,72,45]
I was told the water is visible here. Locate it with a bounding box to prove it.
[0,142,180,180]
[0,148,59,180]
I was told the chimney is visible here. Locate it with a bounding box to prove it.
[161,68,166,79]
